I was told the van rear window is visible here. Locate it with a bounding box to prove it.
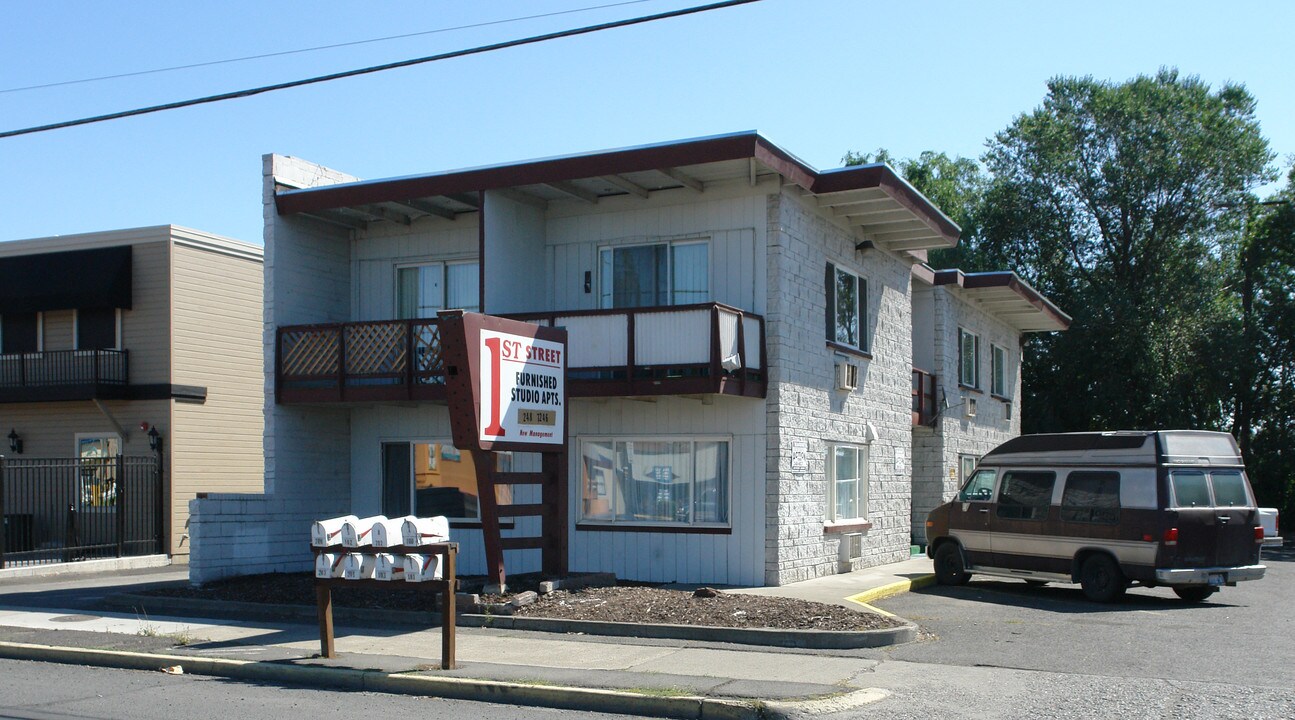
[1060,471,1120,524]
[1170,471,1211,507]
[1210,471,1250,507]
[996,471,1055,521]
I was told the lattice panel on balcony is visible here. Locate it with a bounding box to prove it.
[343,323,407,375]
[412,322,444,382]
[281,331,339,377]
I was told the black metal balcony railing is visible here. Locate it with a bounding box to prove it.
[0,350,129,402]
[912,367,938,426]
[276,303,766,404]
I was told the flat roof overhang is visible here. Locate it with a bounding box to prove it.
[921,267,1071,333]
[273,131,960,253]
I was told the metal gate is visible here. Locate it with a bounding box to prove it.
[0,454,163,568]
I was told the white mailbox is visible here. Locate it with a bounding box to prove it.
[342,553,377,580]
[401,516,450,547]
[315,553,345,579]
[373,553,403,581]
[403,553,443,582]
[370,516,413,548]
[311,515,358,547]
[340,515,386,548]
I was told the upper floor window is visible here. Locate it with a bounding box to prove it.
[826,263,868,352]
[396,261,479,319]
[599,240,708,309]
[958,328,980,388]
[0,311,39,354]
[991,343,1008,397]
[76,308,120,350]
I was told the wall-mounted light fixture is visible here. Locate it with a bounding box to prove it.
[7,428,22,454]
[148,426,162,452]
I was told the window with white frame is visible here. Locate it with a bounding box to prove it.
[579,437,729,527]
[0,311,40,354]
[991,343,1008,397]
[958,328,980,388]
[396,261,479,319]
[826,444,868,522]
[959,454,979,486]
[825,263,868,352]
[598,240,708,309]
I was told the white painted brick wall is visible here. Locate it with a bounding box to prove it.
[764,190,914,585]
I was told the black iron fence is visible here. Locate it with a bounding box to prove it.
[0,454,163,568]
[0,349,129,389]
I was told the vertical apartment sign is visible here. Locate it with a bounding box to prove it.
[438,310,569,587]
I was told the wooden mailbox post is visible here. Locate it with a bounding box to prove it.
[438,310,569,590]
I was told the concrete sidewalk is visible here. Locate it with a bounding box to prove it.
[0,556,934,719]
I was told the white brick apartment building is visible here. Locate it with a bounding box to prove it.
[189,132,1067,586]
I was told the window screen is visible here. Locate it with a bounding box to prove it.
[1060,471,1121,524]
[996,471,1056,521]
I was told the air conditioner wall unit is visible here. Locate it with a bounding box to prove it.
[965,397,978,418]
[836,361,859,391]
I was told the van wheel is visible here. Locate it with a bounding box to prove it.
[1173,586,1217,603]
[934,543,971,586]
[1079,554,1126,603]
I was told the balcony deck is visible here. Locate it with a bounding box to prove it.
[276,303,765,404]
[0,350,129,403]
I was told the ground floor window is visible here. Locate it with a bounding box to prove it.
[826,444,868,522]
[579,437,729,527]
[75,433,120,508]
[959,454,979,486]
[381,441,510,522]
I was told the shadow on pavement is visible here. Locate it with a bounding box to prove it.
[911,579,1244,614]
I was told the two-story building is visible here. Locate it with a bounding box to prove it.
[0,226,264,569]
[188,132,1067,586]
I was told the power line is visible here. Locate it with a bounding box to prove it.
[1,0,760,140]
[0,0,656,95]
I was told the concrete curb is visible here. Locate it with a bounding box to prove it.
[844,574,937,606]
[0,640,763,720]
[107,593,917,649]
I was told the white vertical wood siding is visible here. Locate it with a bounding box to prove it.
[634,310,709,365]
[353,219,480,321]
[346,395,765,585]
[558,315,626,367]
[568,395,766,586]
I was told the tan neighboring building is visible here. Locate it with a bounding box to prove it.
[0,225,263,566]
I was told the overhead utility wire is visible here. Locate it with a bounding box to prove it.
[0,0,656,95]
[1,0,760,140]
[1,0,759,140]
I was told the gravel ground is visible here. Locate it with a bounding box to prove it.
[145,572,900,631]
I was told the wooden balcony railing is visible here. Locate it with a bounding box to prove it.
[0,350,129,402]
[275,303,765,404]
[912,367,937,426]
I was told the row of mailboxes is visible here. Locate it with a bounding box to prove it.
[311,514,450,582]
[311,514,449,549]
[315,551,443,581]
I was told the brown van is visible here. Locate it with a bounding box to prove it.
[925,431,1266,602]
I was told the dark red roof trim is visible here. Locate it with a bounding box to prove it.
[274,132,959,247]
[932,269,1072,330]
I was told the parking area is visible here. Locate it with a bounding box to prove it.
[874,544,1294,690]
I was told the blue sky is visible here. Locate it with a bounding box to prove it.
[2,0,1292,245]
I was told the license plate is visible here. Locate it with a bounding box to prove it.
[1208,573,1225,586]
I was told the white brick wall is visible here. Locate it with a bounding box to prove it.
[764,190,914,585]
[910,285,1024,543]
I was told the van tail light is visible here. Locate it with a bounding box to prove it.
[1255,526,1266,543]
[1163,528,1178,546]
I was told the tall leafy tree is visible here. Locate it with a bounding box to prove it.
[978,69,1274,433]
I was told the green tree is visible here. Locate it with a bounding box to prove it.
[978,69,1274,433]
